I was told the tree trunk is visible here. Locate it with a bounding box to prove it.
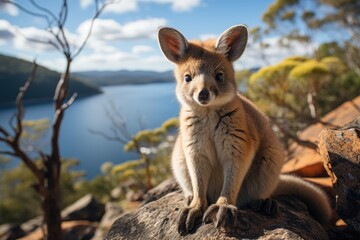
[144,155,153,191]
[41,155,63,240]
[307,92,317,119]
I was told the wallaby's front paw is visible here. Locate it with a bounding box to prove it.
[248,198,278,216]
[178,207,203,235]
[203,203,238,228]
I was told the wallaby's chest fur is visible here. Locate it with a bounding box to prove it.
[180,96,257,164]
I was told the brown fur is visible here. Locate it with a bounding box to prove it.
[158,25,331,234]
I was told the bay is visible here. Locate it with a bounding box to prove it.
[0,83,179,178]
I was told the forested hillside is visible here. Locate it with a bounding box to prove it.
[0,54,102,107]
[73,70,174,87]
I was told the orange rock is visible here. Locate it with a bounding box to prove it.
[304,177,332,188]
[283,96,360,178]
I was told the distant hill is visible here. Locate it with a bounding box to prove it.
[0,54,102,107]
[73,70,175,87]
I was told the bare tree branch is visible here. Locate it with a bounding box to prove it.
[0,150,16,156]
[71,1,109,59]
[58,0,68,27]
[60,92,78,111]
[57,1,71,56]
[30,0,58,24]
[89,129,129,144]
[0,1,112,239]
[13,61,38,143]
[0,61,44,180]
[1,0,52,24]
[270,117,318,150]
[0,136,8,142]
[0,126,9,137]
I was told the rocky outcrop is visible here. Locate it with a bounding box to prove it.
[91,202,123,240]
[283,96,360,178]
[62,194,105,222]
[0,224,25,240]
[19,221,98,240]
[141,178,180,205]
[319,117,360,234]
[105,191,328,240]
[14,194,105,240]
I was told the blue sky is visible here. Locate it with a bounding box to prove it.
[0,0,315,72]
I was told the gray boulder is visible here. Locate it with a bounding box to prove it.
[0,224,25,240]
[105,191,328,240]
[92,202,123,240]
[62,194,105,222]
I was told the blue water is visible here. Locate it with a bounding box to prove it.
[0,83,179,178]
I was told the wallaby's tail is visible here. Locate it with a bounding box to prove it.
[273,174,332,223]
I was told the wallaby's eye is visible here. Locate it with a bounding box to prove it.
[184,74,192,83]
[215,72,224,82]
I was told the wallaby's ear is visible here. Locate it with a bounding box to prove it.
[216,24,248,62]
[158,27,188,63]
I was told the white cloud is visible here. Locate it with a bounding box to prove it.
[172,0,200,12]
[79,0,92,9]
[199,33,217,41]
[235,36,318,70]
[13,26,64,52]
[77,18,167,41]
[71,51,172,71]
[0,20,15,41]
[0,0,18,16]
[0,20,59,52]
[104,0,138,14]
[132,45,153,54]
[80,0,138,14]
[0,20,82,53]
[142,0,201,12]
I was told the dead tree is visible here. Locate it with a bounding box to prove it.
[0,1,111,239]
[89,102,155,190]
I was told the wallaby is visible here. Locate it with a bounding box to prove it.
[157,24,331,235]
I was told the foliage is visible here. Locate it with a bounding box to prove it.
[122,117,178,190]
[0,159,85,224]
[235,70,253,91]
[124,118,178,152]
[261,0,360,75]
[247,53,360,145]
[20,118,50,153]
[242,0,360,145]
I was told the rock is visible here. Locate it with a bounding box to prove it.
[141,178,180,205]
[61,194,105,222]
[0,224,25,240]
[283,96,360,178]
[329,219,360,239]
[20,216,43,234]
[91,202,123,240]
[125,190,144,202]
[105,191,328,240]
[318,117,360,233]
[110,187,123,200]
[19,221,97,240]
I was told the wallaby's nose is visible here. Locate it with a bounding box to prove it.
[198,89,209,103]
